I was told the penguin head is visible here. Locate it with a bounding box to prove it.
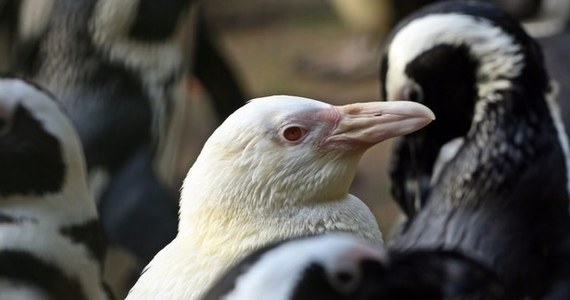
[0,76,88,198]
[180,95,432,221]
[203,234,503,300]
[380,0,550,216]
[202,234,386,300]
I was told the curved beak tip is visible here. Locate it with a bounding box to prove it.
[396,101,435,121]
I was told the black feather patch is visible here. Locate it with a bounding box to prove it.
[129,0,192,41]
[388,44,478,217]
[0,104,65,197]
[354,250,504,300]
[201,239,288,300]
[60,219,107,267]
[290,263,346,300]
[291,259,385,300]
[0,250,87,300]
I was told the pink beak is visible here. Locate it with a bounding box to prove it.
[324,101,435,150]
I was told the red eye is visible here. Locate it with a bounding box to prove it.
[282,126,307,142]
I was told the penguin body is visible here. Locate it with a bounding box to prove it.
[380,0,570,220]
[381,2,570,298]
[5,0,199,271]
[0,77,111,300]
[127,95,434,300]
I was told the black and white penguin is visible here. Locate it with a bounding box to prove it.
[0,0,246,278]
[377,0,568,216]
[0,76,111,300]
[126,95,434,300]
[4,0,193,270]
[381,1,570,298]
[202,233,503,300]
[480,1,570,136]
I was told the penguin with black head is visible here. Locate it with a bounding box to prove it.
[0,76,112,300]
[381,1,570,298]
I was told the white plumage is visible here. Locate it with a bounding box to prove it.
[127,95,434,300]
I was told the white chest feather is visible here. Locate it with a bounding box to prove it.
[127,195,382,300]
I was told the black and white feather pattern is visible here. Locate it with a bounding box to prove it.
[381,1,570,298]
[202,234,503,300]
[0,77,111,300]
[2,0,202,266]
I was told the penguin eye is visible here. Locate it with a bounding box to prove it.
[282,126,308,142]
[404,82,424,103]
[331,269,360,293]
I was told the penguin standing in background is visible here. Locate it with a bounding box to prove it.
[382,0,570,218]
[381,1,570,298]
[9,0,192,282]
[0,76,111,300]
[13,0,199,186]
[0,0,247,288]
[202,234,503,300]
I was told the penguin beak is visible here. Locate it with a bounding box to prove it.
[324,101,435,151]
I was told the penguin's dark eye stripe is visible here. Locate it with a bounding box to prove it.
[0,105,65,197]
[60,219,106,265]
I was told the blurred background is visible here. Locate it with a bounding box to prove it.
[0,0,409,297]
[183,0,403,238]
[3,0,569,297]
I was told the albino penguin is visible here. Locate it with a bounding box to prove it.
[127,95,435,300]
